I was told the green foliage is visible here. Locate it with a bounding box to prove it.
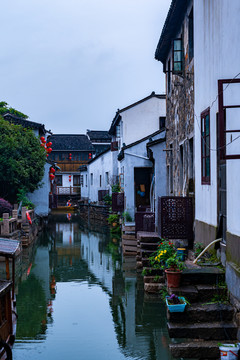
[0,118,46,202]
[194,242,205,257]
[0,101,28,119]
[17,189,35,209]
[165,253,185,271]
[111,183,121,193]
[122,211,132,222]
[103,194,112,205]
[107,213,119,225]
[148,240,175,270]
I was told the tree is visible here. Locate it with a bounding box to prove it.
[0,118,46,203]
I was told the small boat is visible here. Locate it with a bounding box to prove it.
[55,205,78,212]
[0,238,21,360]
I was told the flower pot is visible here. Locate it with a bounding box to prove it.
[112,222,117,227]
[165,269,182,288]
[166,296,187,312]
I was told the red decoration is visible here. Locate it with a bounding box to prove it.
[69,175,71,182]
[42,139,46,144]
[49,173,55,180]
[88,153,92,159]
[47,148,52,153]
[50,167,55,173]
[40,143,45,147]
[40,136,45,142]
[48,142,52,146]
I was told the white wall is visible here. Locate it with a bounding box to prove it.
[87,150,113,202]
[194,0,240,234]
[28,162,51,216]
[121,97,165,146]
[121,131,165,218]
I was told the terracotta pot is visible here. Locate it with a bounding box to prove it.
[165,269,182,288]
[112,222,117,227]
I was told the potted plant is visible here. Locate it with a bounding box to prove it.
[166,294,187,312]
[148,240,176,272]
[165,254,185,288]
[107,213,119,227]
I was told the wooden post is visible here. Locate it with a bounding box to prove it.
[12,259,15,300]
[22,207,27,222]
[3,213,10,235]
[6,257,10,280]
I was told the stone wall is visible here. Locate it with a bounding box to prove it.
[165,4,194,197]
[78,203,110,225]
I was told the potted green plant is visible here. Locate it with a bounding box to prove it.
[107,213,119,227]
[165,254,185,288]
[166,294,187,312]
[148,240,176,272]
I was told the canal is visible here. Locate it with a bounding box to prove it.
[12,213,174,360]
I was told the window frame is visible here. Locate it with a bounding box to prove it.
[55,174,63,186]
[172,38,183,74]
[201,107,211,185]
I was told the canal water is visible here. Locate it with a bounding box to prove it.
[12,213,175,360]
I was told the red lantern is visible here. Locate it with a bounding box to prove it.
[88,153,92,159]
[40,136,45,142]
[50,167,55,173]
[69,175,71,182]
[40,143,45,147]
[42,139,46,144]
[49,173,55,180]
[47,148,52,153]
[48,142,52,146]
[46,154,49,157]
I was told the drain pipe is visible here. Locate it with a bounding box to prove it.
[193,238,222,264]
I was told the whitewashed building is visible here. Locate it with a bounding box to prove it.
[109,92,166,219]
[80,148,115,203]
[194,1,240,300]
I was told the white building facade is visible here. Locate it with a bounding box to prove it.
[194,0,240,300]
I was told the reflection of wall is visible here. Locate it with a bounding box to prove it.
[55,222,81,245]
[81,232,114,293]
[32,246,50,300]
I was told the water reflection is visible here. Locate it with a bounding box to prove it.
[13,213,173,360]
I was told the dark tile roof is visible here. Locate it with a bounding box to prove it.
[49,134,95,151]
[87,130,111,142]
[3,113,46,134]
[155,0,191,64]
[109,92,166,135]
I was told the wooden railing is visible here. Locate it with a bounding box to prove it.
[57,186,81,195]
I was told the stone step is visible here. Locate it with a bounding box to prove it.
[139,242,159,250]
[144,275,165,284]
[167,303,235,323]
[122,245,138,256]
[168,285,199,303]
[182,268,225,285]
[122,233,136,241]
[144,282,165,293]
[122,225,135,232]
[169,340,239,359]
[137,231,160,242]
[168,321,238,340]
[122,239,137,246]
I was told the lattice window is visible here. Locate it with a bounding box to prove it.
[201,108,210,185]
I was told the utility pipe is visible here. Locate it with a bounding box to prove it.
[193,238,222,264]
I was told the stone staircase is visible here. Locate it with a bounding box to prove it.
[167,267,239,359]
[121,223,138,256]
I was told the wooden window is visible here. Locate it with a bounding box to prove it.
[105,172,109,186]
[86,174,88,187]
[173,39,183,74]
[0,296,6,326]
[91,173,93,186]
[188,8,194,62]
[100,175,102,187]
[159,116,166,130]
[73,175,80,186]
[55,175,62,186]
[116,125,121,138]
[201,108,211,185]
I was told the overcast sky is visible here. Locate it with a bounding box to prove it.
[0,0,171,134]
